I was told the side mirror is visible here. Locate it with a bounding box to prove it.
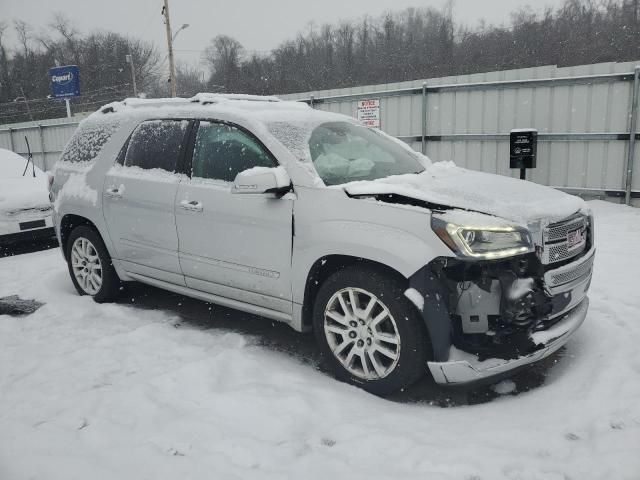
[231,167,291,195]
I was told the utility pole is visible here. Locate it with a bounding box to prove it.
[125,54,138,97]
[162,0,177,97]
[19,86,34,121]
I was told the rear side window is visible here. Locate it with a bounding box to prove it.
[60,118,120,163]
[191,121,276,182]
[124,120,188,172]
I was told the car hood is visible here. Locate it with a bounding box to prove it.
[341,162,587,224]
[0,176,51,215]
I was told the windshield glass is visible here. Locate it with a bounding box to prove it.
[309,122,424,185]
[268,120,425,186]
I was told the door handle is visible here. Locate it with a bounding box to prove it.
[180,199,203,212]
[105,187,122,198]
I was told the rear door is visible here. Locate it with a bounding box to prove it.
[175,120,294,314]
[102,119,190,285]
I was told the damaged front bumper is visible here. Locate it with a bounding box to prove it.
[427,298,588,384]
[411,242,595,385]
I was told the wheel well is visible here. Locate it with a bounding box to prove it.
[60,215,99,259]
[301,255,408,331]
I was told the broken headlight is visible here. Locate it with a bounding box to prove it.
[431,217,534,260]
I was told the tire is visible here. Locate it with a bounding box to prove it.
[313,265,430,396]
[66,225,121,303]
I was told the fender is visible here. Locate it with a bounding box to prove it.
[291,186,454,305]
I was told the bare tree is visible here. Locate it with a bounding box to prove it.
[202,35,245,92]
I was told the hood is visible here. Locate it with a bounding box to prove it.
[0,176,51,215]
[341,162,587,224]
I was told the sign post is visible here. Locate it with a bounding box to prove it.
[510,128,537,180]
[48,65,80,118]
[357,99,381,128]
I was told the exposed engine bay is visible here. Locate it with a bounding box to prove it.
[409,207,594,363]
[442,254,553,360]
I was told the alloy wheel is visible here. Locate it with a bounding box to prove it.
[323,287,401,380]
[70,237,103,295]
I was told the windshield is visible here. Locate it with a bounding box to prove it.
[268,120,425,186]
[308,122,424,185]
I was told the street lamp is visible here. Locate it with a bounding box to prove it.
[172,23,190,41]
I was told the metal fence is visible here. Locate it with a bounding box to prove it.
[282,60,640,206]
[1,61,639,205]
[0,115,87,172]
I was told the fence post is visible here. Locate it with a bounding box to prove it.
[625,66,640,205]
[8,128,15,152]
[421,82,427,155]
[38,124,46,171]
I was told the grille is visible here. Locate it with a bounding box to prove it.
[546,252,594,288]
[540,214,588,264]
[545,215,586,243]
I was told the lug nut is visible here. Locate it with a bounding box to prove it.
[349,321,357,327]
[366,338,372,346]
[357,340,364,347]
[349,331,357,339]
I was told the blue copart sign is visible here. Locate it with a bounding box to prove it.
[49,65,80,98]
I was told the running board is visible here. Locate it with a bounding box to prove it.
[126,272,295,326]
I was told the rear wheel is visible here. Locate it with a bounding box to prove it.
[66,226,121,303]
[313,265,430,395]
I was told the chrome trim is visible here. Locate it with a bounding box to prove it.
[427,298,589,385]
[544,247,595,293]
[540,214,588,265]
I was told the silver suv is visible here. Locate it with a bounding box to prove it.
[51,94,594,395]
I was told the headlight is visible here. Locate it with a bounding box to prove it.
[431,217,534,259]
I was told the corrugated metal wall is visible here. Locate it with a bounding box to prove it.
[1,61,638,204]
[282,60,640,204]
[0,115,88,171]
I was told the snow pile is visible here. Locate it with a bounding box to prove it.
[0,148,50,215]
[1,200,639,479]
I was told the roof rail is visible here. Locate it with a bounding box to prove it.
[190,93,281,105]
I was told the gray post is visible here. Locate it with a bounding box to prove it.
[421,82,427,155]
[625,66,640,205]
[38,125,46,171]
[8,128,14,152]
[310,95,315,109]
[126,54,138,97]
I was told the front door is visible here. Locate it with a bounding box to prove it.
[103,119,190,285]
[175,120,294,313]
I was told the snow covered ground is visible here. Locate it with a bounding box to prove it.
[1,200,639,480]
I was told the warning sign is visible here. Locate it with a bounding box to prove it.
[357,98,381,128]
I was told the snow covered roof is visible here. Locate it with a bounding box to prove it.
[98,93,315,119]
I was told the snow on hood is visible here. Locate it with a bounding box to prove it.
[0,148,50,213]
[0,176,50,214]
[342,162,587,223]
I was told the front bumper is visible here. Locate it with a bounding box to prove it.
[427,298,588,384]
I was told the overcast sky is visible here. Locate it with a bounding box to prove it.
[2,0,566,70]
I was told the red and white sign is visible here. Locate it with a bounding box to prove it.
[357,98,381,128]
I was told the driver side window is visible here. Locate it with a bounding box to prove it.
[191,121,276,182]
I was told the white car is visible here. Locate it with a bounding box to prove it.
[0,148,55,245]
[50,94,594,395]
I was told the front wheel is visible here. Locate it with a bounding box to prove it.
[66,225,121,303]
[313,265,430,396]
